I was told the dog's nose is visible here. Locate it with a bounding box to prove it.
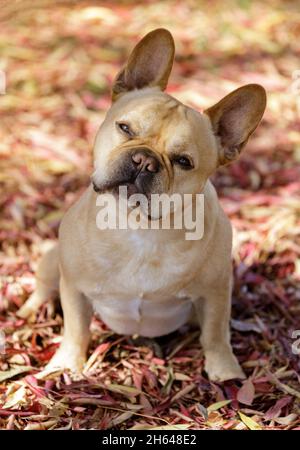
[132,149,160,174]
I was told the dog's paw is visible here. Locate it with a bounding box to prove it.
[17,292,45,320]
[36,348,86,379]
[204,349,246,382]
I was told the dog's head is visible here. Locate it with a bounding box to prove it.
[92,29,266,211]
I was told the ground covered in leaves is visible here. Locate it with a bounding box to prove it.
[0,0,300,430]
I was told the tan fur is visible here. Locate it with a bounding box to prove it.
[18,29,266,381]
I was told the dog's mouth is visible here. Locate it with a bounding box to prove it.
[92,147,167,197]
[92,179,141,198]
[92,166,159,199]
[92,177,166,220]
[92,149,168,221]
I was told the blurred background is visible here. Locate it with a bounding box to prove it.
[0,0,300,430]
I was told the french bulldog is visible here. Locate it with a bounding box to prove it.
[18,28,266,381]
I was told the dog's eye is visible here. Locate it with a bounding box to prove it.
[117,122,133,137]
[174,155,193,170]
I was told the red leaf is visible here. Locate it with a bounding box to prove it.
[237,378,255,406]
[265,397,292,420]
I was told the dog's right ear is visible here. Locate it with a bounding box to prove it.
[112,28,175,101]
[205,84,266,166]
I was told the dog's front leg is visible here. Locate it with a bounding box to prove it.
[45,274,93,374]
[194,282,245,382]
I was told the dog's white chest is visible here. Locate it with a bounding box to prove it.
[85,231,199,337]
[91,292,193,337]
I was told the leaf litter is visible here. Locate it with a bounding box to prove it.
[0,0,300,430]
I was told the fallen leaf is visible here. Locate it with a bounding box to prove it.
[0,366,32,382]
[238,412,262,430]
[265,396,292,420]
[207,400,232,412]
[237,379,255,406]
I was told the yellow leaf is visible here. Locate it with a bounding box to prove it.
[0,366,32,382]
[3,385,28,409]
[207,400,232,412]
[238,412,262,430]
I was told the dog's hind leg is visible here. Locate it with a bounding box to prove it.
[17,242,59,319]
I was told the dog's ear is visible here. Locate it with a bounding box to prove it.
[112,28,175,101]
[205,84,266,166]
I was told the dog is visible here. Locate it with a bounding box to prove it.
[18,28,266,381]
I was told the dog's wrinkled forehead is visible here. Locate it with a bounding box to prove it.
[106,88,201,150]
[114,92,178,134]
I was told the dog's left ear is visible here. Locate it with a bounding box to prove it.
[205,84,266,166]
[112,28,175,101]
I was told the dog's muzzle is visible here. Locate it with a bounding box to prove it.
[93,147,162,195]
